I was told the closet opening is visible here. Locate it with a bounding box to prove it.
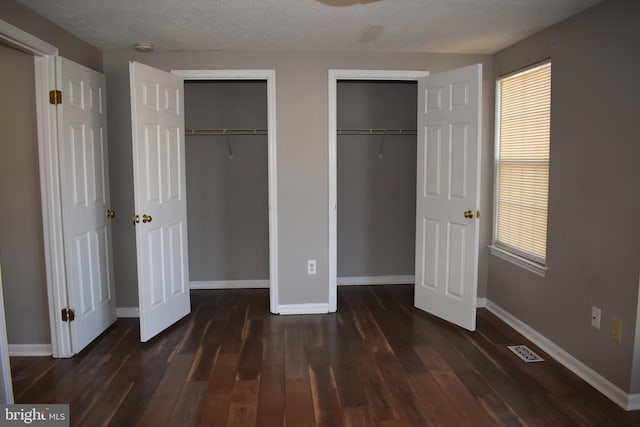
[336,80,418,288]
[330,66,482,326]
[328,70,428,311]
[183,78,274,299]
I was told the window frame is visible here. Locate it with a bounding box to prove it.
[491,60,551,277]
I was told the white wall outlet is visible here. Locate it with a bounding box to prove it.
[307,259,317,275]
[591,306,601,329]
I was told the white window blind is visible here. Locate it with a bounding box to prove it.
[495,62,551,265]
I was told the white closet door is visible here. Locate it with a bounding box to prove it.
[414,64,482,331]
[129,61,190,342]
[57,56,117,352]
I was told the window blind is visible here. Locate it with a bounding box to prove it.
[495,62,551,264]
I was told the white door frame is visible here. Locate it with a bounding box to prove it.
[0,264,13,403]
[171,69,279,314]
[328,70,429,311]
[0,20,72,358]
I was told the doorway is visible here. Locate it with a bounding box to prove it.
[328,70,428,311]
[184,80,270,289]
[0,20,79,359]
[129,65,279,342]
[329,67,482,331]
[0,40,40,403]
[0,41,49,352]
[171,70,279,313]
[336,80,417,285]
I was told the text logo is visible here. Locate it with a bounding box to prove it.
[0,405,69,426]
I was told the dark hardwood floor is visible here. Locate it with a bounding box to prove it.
[10,285,640,426]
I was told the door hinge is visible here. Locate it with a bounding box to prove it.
[49,90,62,105]
[61,308,75,322]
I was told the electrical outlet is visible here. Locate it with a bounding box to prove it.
[611,317,623,343]
[591,306,601,329]
[307,259,316,275]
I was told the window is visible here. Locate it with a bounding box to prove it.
[492,62,551,274]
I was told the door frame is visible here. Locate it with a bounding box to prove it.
[0,20,72,357]
[0,264,12,402]
[172,69,279,313]
[327,69,428,311]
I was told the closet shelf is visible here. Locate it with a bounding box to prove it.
[185,128,267,136]
[337,128,417,135]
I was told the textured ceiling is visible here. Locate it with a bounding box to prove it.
[16,0,601,54]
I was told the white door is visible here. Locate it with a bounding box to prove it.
[57,57,117,352]
[414,64,482,331]
[129,61,190,342]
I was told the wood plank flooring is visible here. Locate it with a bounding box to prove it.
[10,285,640,426]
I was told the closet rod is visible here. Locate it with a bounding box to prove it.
[337,128,417,135]
[185,128,267,136]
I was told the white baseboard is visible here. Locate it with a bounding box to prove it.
[190,280,270,289]
[116,307,140,318]
[277,303,330,315]
[476,297,487,308]
[485,300,640,411]
[8,344,52,357]
[629,394,640,411]
[337,275,415,286]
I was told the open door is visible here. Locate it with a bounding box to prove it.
[414,64,482,331]
[57,57,117,352]
[129,61,190,342]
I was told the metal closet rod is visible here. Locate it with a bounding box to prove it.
[337,128,417,135]
[185,128,267,136]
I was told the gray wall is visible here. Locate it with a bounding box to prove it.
[489,0,640,393]
[0,0,103,345]
[185,81,269,281]
[337,81,416,277]
[103,50,494,307]
[0,43,49,344]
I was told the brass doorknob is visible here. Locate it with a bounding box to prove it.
[463,210,474,219]
[106,209,116,218]
[132,214,139,225]
[142,214,153,223]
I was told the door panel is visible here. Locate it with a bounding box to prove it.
[57,57,116,353]
[414,64,481,331]
[130,61,190,342]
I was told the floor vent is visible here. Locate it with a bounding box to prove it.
[508,345,544,363]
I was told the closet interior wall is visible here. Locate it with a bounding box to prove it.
[337,80,417,279]
[184,81,269,283]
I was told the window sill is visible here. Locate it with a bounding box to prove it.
[489,245,547,277]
